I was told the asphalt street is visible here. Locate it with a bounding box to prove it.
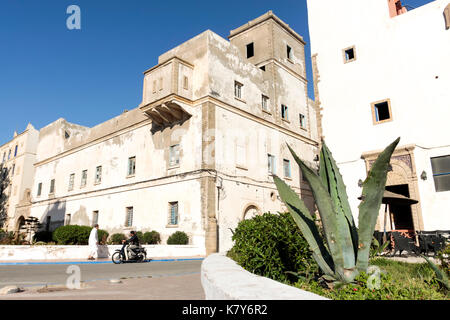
[0,260,203,287]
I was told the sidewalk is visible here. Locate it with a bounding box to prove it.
[0,272,205,300]
[0,256,205,265]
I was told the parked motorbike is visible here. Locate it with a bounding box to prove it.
[112,243,147,264]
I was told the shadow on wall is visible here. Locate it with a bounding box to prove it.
[40,200,66,232]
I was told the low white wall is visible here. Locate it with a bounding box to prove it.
[201,253,328,300]
[0,245,205,261]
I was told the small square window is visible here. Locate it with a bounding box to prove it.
[343,46,356,63]
[281,104,289,121]
[371,99,393,124]
[234,81,243,99]
[246,42,254,58]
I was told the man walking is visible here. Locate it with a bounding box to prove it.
[88,224,99,260]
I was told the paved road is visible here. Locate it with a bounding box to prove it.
[0,260,203,287]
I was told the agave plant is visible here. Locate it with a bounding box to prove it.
[273,137,400,283]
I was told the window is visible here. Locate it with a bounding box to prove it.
[268,154,276,174]
[260,65,266,71]
[281,104,289,121]
[299,113,306,128]
[169,144,180,167]
[92,211,99,227]
[283,159,291,178]
[343,46,356,63]
[125,207,133,227]
[183,76,189,90]
[8,149,11,160]
[287,45,293,60]
[68,173,75,191]
[234,81,243,99]
[262,95,269,112]
[2,152,5,163]
[65,214,71,226]
[95,166,102,184]
[11,164,15,175]
[14,145,18,157]
[37,182,42,196]
[371,99,393,124]
[49,179,55,194]
[46,216,51,231]
[152,80,157,93]
[128,156,136,176]
[431,156,450,192]
[246,42,254,58]
[64,131,70,139]
[168,202,179,225]
[81,169,87,187]
[159,77,163,91]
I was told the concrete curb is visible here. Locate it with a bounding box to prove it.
[0,257,204,266]
[201,253,328,300]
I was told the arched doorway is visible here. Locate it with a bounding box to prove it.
[15,216,25,233]
[243,204,261,220]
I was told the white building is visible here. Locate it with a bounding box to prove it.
[25,12,320,254]
[307,0,450,233]
[0,124,39,231]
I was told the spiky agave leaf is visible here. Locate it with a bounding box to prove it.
[286,144,351,281]
[422,255,450,290]
[273,175,334,276]
[320,142,359,253]
[356,137,400,272]
[319,142,357,272]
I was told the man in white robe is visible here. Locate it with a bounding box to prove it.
[88,224,99,260]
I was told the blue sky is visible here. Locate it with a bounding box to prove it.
[0,0,435,146]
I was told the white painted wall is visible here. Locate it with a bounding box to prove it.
[307,0,450,230]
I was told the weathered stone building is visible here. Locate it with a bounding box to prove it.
[0,124,39,231]
[3,12,320,254]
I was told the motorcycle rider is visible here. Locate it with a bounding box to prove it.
[121,231,140,259]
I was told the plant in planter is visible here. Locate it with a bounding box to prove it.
[273,137,400,285]
[143,231,161,244]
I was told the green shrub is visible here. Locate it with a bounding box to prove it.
[143,231,161,244]
[227,212,318,283]
[52,225,109,245]
[110,233,126,244]
[437,243,450,277]
[97,229,109,244]
[167,231,189,245]
[136,231,143,241]
[33,231,53,243]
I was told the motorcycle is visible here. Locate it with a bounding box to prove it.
[112,243,147,264]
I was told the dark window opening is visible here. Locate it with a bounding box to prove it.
[260,65,266,71]
[345,48,355,61]
[287,45,292,60]
[374,101,391,122]
[246,42,254,58]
